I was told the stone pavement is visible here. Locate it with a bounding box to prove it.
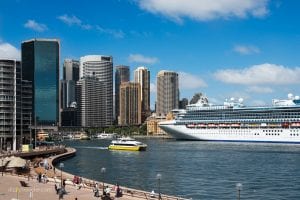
[0,174,153,200]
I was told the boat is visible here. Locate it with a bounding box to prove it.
[108,137,147,151]
[96,132,117,140]
[73,132,90,140]
[159,94,300,144]
[37,129,49,141]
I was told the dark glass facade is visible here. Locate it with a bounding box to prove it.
[115,65,130,122]
[21,39,59,125]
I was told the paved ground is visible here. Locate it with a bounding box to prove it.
[0,174,152,200]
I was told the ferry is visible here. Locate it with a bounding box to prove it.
[96,132,117,140]
[159,94,300,144]
[108,137,147,151]
[74,132,90,140]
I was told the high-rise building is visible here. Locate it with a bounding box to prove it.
[156,70,179,116]
[115,65,130,122]
[63,59,79,81]
[119,82,141,126]
[59,59,79,126]
[21,38,60,125]
[79,55,113,126]
[134,66,150,122]
[0,59,22,151]
[76,76,107,127]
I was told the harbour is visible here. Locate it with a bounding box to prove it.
[61,139,300,199]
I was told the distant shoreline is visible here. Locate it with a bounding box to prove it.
[132,135,174,139]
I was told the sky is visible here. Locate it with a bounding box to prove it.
[1,0,300,109]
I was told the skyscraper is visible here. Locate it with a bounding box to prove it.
[21,38,59,125]
[115,65,130,122]
[61,59,79,108]
[76,76,107,127]
[63,59,79,81]
[0,59,22,151]
[119,82,141,125]
[156,70,179,116]
[134,66,150,122]
[79,55,113,126]
[59,59,79,126]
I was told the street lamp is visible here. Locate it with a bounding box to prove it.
[101,167,106,195]
[59,163,64,187]
[156,173,162,200]
[1,157,3,176]
[236,183,242,200]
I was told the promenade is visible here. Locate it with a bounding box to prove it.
[0,147,187,200]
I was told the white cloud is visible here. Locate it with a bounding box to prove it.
[137,0,269,23]
[233,45,260,55]
[58,14,122,38]
[58,15,82,26]
[0,42,21,60]
[246,86,273,93]
[150,82,156,93]
[95,26,124,38]
[179,71,207,90]
[214,63,300,85]
[128,54,158,64]
[24,20,48,32]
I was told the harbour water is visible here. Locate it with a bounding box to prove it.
[61,139,300,199]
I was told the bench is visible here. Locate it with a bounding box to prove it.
[20,180,29,187]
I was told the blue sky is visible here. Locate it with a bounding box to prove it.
[1,0,300,109]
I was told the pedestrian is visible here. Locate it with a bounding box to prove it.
[93,183,99,197]
[55,184,58,194]
[58,188,64,199]
[38,172,42,183]
[115,184,122,197]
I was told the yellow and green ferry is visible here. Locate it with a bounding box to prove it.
[108,137,147,151]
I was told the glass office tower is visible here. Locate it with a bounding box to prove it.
[21,39,60,125]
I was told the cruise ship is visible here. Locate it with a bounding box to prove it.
[159,94,300,143]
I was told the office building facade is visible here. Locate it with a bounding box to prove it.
[156,70,179,116]
[76,77,107,127]
[134,66,150,122]
[21,38,60,125]
[79,55,113,126]
[0,60,22,151]
[59,59,79,126]
[63,59,79,81]
[119,82,141,126]
[115,65,130,123]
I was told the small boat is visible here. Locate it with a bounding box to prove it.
[108,137,147,151]
[74,132,90,140]
[96,133,117,140]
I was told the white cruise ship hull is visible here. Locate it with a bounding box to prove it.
[159,121,300,143]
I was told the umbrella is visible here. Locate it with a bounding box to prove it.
[0,157,12,167]
[6,157,27,168]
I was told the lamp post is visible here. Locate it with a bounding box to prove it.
[59,163,64,187]
[101,167,106,195]
[236,183,242,200]
[156,173,162,200]
[1,157,3,176]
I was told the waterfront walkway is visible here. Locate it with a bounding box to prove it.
[0,147,186,200]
